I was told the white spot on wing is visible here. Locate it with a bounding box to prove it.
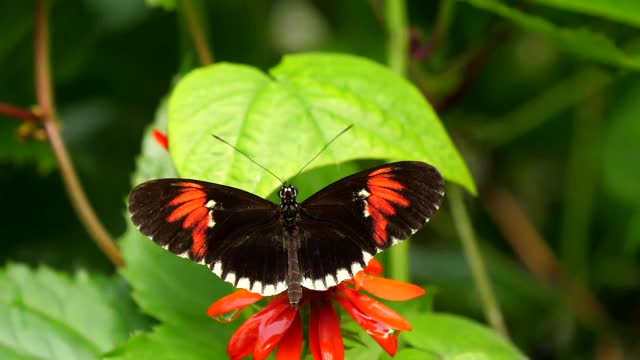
[262,284,276,296]
[335,268,351,283]
[224,272,236,286]
[206,200,216,208]
[212,262,223,276]
[350,262,364,276]
[363,201,370,218]
[274,281,287,294]
[314,279,326,290]
[358,189,370,198]
[324,274,338,288]
[208,210,215,228]
[301,277,315,289]
[362,251,373,265]
[236,277,251,290]
[251,281,263,294]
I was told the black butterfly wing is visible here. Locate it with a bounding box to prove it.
[128,179,288,296]
[297,161,444,290]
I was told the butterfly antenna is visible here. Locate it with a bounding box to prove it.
[211,134,285,184]
[293,124,353,179]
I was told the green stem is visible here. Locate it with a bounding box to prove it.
[385,0,409,282]
[433,0,455,47]
[449,186,508,338]
[385,0,408,76]
[560,87,604,281]
[35,0,124,267]
[181,0,213,65]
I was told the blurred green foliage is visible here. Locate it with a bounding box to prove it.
[1,0,639,359]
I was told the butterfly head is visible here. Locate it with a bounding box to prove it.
[279,184,299,227]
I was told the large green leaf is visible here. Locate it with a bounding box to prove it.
[460,0,640,70]
[529,0,640,28]
[103,322,224,360]
[168,53,475,197]
[0,264,145,360]
[402,313,526,359]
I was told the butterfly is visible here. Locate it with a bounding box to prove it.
[128,161,444,306]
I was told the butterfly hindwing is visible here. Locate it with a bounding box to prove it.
[128,179,288,295]
[298,161,445,290]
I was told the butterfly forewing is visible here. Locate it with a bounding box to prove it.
[297,161,445,290]
[128,179,289,295]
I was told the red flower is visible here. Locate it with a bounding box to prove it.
[208,258,425,359]
[153,129,168,150]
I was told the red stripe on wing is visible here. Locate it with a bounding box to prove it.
[365,168,411,246]
[166,198,206,222]
[169,189,207,205]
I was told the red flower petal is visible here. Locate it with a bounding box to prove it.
[152,129,168,150]
[309,304,321,360]
[276,312,303,360]
[227,296,289,360]
[374,329,399,356]
[335,295,399,357]
[318,300,344,360]
[364,258,383,275]
[340,287,411,331]
[207,289,263,322]
[356,273,425,301]
[253,304,297,360]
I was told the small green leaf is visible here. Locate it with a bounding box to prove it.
[403,313,526,359]
[145,0,175,10]
[460,0,640,70]
[529,0,640,28]
[168,53,475,196]
[0,121,56,173]
[602,80,640,207]
[0,264,144,360]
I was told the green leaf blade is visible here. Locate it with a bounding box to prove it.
[530,0,640,28]
[0,264,143,360]
[461,0,640,70]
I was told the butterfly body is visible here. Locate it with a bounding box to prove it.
[128,161,444,306]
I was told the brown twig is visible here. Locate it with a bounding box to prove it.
[181,0,213,65]
[483,187,611,331]
[433,27,508,112]
[34,0,124,267]
[0,103,39,121]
